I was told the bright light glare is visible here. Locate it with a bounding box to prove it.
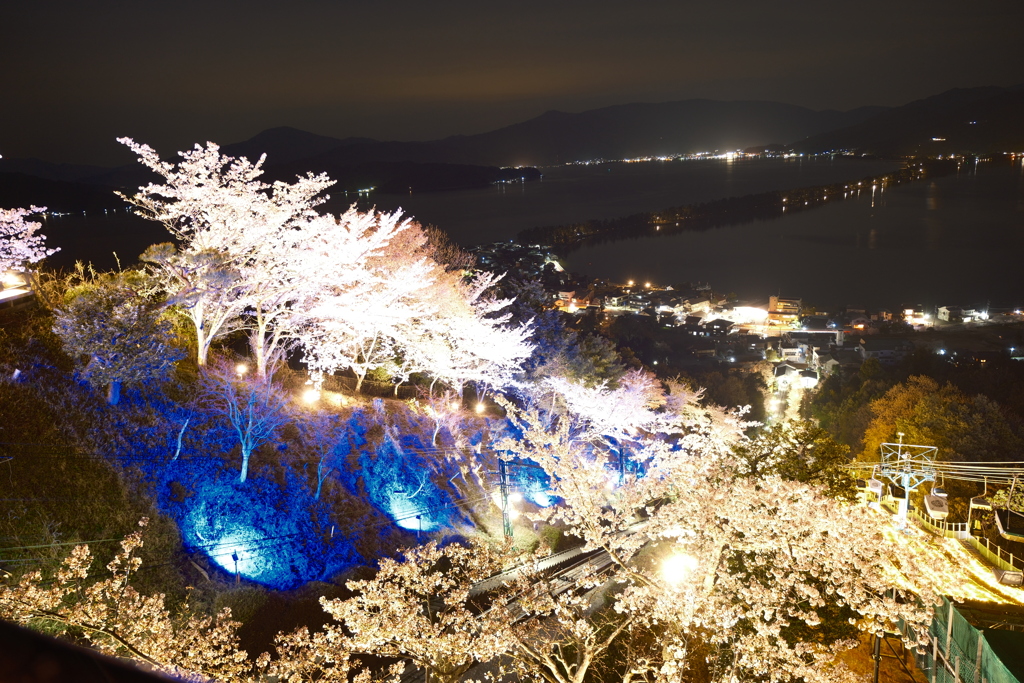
[205,529,263,579]
[303,389,321,404]
[491,489,521,515]
[475,402,485,414]
[2,271,26,287]
[732,306,769,323]
[235,363,248,376]
[663,553,699,585]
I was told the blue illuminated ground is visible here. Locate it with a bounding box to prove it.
[152,406,562,589]
[161,462,357,589]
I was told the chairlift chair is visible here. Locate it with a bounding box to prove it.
[967,477,991,533]
[995,476,1024,542]
[970,477,992,511]
[923,494,949,520]
[994,508,1024,542]
[970,496,993,511]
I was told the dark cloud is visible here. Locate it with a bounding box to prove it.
[3,0,1021,165]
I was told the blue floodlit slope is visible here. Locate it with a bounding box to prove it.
[161,462,357,589]
[359,433,465,532]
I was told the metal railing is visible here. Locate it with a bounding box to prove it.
[968,534,1024,573]
[899,500,1024,572]
[909,507,971,540]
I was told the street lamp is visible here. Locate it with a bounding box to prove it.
[235,363,248,378]
[662,553,698,586]
[303,388,321,404]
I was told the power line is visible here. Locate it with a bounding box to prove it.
[0,490,503,571]
[0,537,123,553]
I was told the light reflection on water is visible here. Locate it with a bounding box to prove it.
[43,157,902,271]
[565,158,1024,310]
[339,157,903,246]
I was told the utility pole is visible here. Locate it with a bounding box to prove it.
[871,632,882,683]
[498,460,512,539]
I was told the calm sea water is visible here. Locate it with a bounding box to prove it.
[43,157,1022,311]
[337,157,903,246]
[563,157,1024,310]
[43,156,901,270]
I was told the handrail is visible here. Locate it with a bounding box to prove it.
[903,502,1024,570]
[908,507,970,539]
[969,534,1024,572]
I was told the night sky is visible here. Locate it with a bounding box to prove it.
[3,0,1021,166]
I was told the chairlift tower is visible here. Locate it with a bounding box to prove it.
[878,433,938,529]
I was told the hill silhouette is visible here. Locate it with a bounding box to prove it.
[214,99,887,169]
[8,86,1022,206]
[1,97,890,195]
[791,86,1024,156]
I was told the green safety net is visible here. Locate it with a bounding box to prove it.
[911,597,1021,683]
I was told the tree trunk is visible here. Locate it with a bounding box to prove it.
[315,460,327,499]
[172,417,190,460]
[253,327,268,380]
[239,448,250,483]
[106,380,121,405]
[195,325,209,366]
[354,370,366,394]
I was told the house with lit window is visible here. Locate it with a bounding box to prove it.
[857,337,914,365]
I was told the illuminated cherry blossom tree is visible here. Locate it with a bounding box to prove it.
[118,138,333,368]
[407,270,534,394]
[0,520,254,681]
[297,210,437,392]
[318,539,515,683]
[298,213,532,395]
[0,205,57,273]
[1,386,986,683]
[495,381,951,683]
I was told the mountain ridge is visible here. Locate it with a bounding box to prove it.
[792,86,1024,155]
[5,86,1021,194]
[0,97,892,185]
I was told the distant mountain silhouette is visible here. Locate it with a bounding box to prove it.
[12,87,1023,208]
[0,158,109,183]
[433,100,888,166]
[219,127,375,165]
[240,100,888,168]
[792,86,1024,155]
